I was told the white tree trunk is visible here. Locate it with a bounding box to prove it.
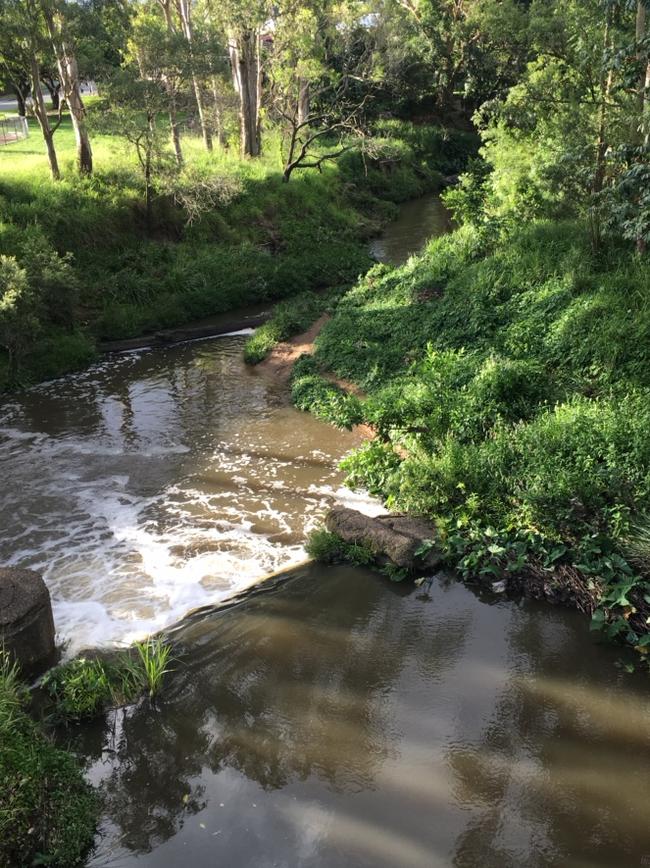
[29,55,60,180]
[229,28,261,157]
[297,78,310,127]
[42,2,92,175]
[175,0,212,151]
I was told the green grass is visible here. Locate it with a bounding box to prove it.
[0,651,98,867]
[0,110,475,390]
[296,218,650,650]
[244,289,341,364]
[42,637,175,721]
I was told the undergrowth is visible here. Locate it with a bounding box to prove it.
[296,218,650,653]
[0,122,475,390]
[0,651,98,868]
[244,290,338,364]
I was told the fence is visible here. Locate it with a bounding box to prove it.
[0,116,29,146]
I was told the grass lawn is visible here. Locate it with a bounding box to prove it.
[0,105,292,186]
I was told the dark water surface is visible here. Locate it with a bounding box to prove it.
[82,565,650,868]
[369,195,452,265]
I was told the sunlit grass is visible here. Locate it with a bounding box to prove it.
[0,109,290,185]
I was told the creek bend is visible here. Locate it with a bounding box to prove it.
[2,196,650,867]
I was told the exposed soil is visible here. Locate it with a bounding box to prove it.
[258,314,331,381]
[259,315,375,439]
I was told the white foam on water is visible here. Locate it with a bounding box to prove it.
[0,337,382,656]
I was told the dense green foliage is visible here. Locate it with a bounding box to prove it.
[305,528,375,567]
[300,219,650,647]
[0,653,97,868]
[0,119,475,389]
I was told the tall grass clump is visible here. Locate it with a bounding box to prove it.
[0,651,98,868]
[43,637,175,721]
[135,637,173,699]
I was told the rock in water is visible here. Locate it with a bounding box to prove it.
[325,507,441,571]
[0,568,56,675]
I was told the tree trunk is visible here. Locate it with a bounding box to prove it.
[9,84,27,117]
[29,57,60,181]
[42,79,60,110]
[156,0,184,166]
[191,75,213,151]
[591,7,614,251]
[169,99,183,167]
[636,1,647,132]
[145,114,154,233]
[145,161,152,232]
[229,28,261,158]
[211,75,225,147]
[297,79,310,127]
[42,2,93,175]
[175,0,212,151]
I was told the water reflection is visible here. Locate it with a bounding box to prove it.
[78,565,650,868]
[369,195,452,266]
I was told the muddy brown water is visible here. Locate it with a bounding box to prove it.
[3,196,650,866]
[369,195,453,265]
[77,566,650,868]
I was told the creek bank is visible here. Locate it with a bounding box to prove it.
[320,508,601,616]
[258,314,331,380]
[289,217,650,653]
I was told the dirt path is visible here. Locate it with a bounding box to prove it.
[258,315,375,440]
[258,314,331,381]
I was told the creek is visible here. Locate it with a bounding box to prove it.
[2,195,649,867]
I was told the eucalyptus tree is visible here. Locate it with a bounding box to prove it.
[269,0,370,181]
[130,2,188,165]
[41,0,94,174]
[93,69,170,230]
[174,0,213,150]
[212,0,270,157]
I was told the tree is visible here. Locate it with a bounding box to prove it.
[94,70,170,231]
[0,256,41,382]
[40,68,61,109]
[0,0,63,179]
[41,0,94,175]
[131,4,187,167]
[216,0,269,157]
[174,0,213,150]
[268,0,371,181]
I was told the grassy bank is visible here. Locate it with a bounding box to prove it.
[0,636,175,867]
[0,653,98,868]
[295,219,650,654]
[0,115,475,390]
